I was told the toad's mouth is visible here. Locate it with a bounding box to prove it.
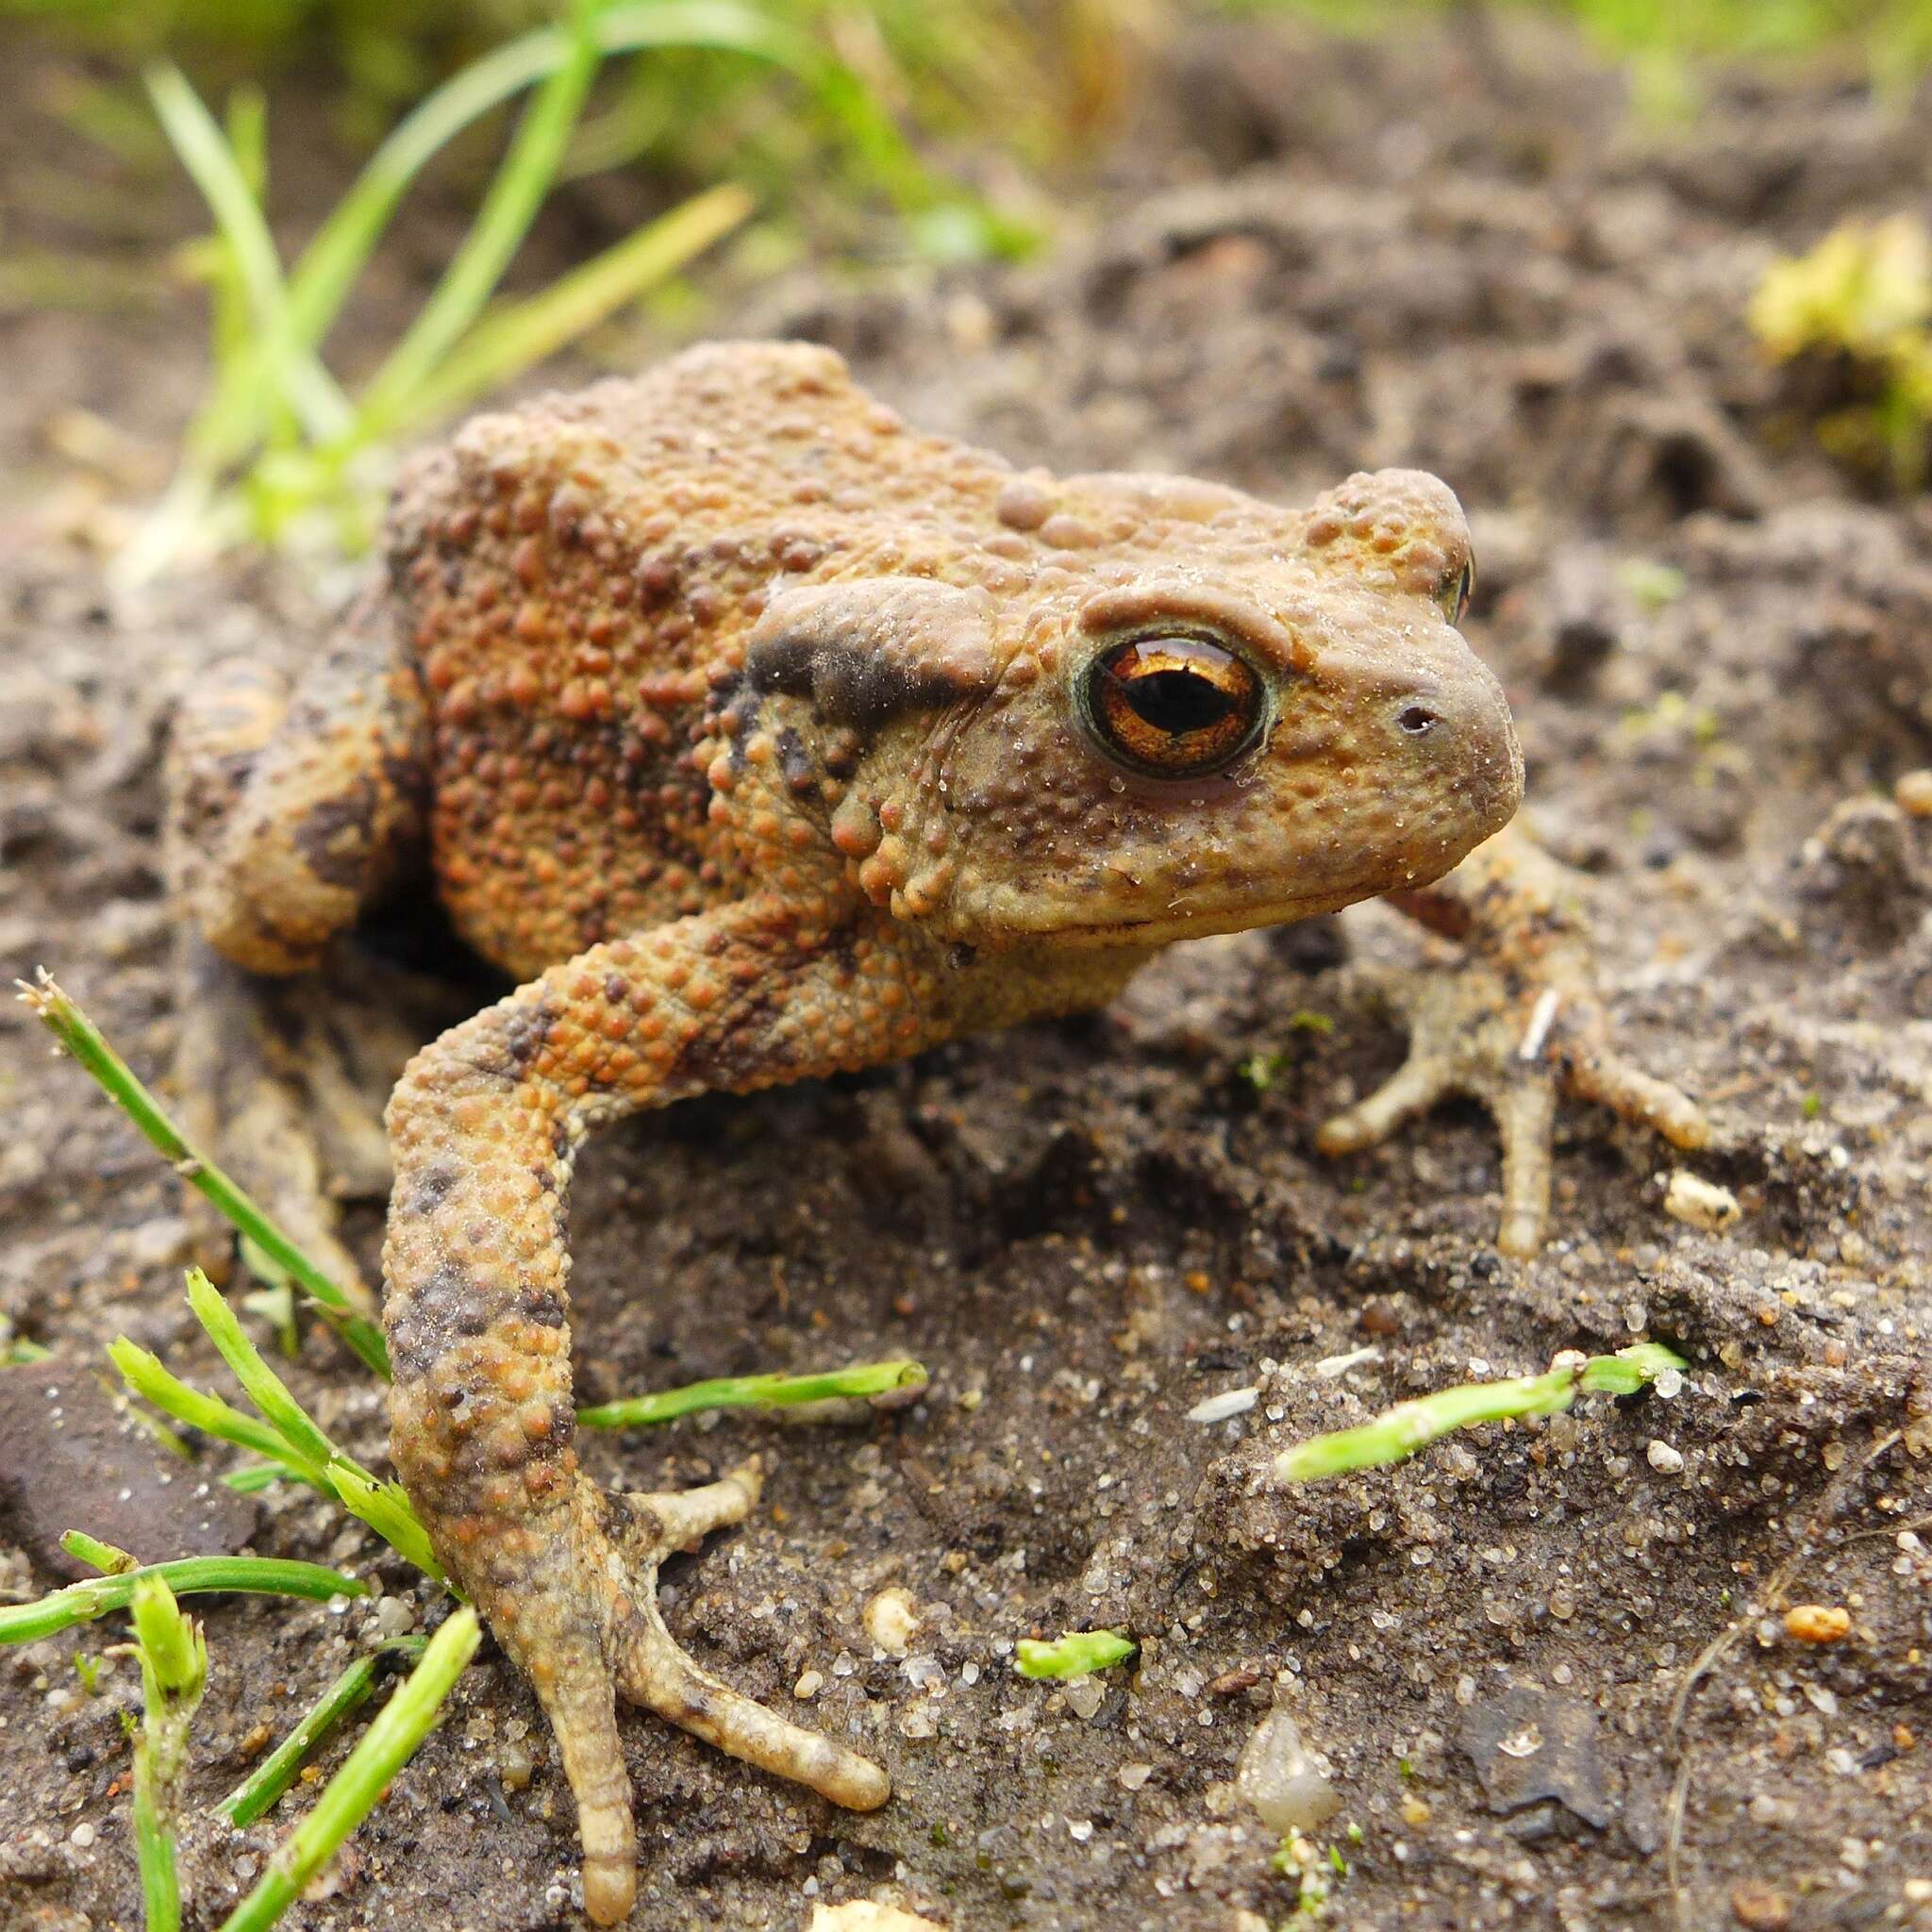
[1022,883,1418,948]
[945,790,1519,950]
[956,861,1461,951]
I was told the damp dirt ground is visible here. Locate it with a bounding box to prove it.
[1,14,1929,1932]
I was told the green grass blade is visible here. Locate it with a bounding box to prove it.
[577,1357,927,1429]
[215,1608,480,1932]
[282,2,823,364]
[215,1637,424,1827]
[388,182,755,436]
[109,1338,310,1474]
[1272,1345,1690,1485]
[221,1460,308,1494]
[182,1269,337,1470]
[144,63,349,445]
[323,1464,445,1587]
[129,1574,208,1704]
[127,0,983,574]
[127,1575,204,1932]
[62,1530,138,1575]
[16,973,391,1377]
[350,0,603,442]
[132,1767,180,1932]
[0,1557,363,1645]
[1580,1341,1687,1395]
[178,1269,444,1581]
[1015,1630,1136,1679]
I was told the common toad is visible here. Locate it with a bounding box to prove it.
[164,341,1704,1922]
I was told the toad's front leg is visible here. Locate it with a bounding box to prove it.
[383,898,935,1924]
[1316,826,1707,1257]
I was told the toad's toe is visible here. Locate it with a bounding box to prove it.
[605,1464,891,1812]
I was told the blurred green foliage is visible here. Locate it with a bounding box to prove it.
[13,0,1929,563]
[1752,214,1932,488]
[5,1,1148,175]
[118,0,1043,572]
[1217,0,1932,86]
[18,2,1928,142]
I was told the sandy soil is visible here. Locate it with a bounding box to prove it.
[1,15,1929,1932]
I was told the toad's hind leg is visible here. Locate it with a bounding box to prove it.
[383,900,928,1923]
[166,594,429,1313]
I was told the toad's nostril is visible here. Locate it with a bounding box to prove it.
[1397,705,1440,737]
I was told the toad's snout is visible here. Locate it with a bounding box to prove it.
[1388,654,1524,844]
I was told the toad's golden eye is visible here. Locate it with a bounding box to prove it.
[1084,635,1266,777]
[1439,559,1474,626]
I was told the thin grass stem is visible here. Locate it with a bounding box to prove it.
[214,1609,480,1932]
[0,1556,362,1645]
[577,1357,926,1429]
[349,0,602,442]
[389,182,756,435]
[214,1637,425,1828]
[124,1574,208,1932]
[143,65,349,443]
[1272,1344,1689,1485]
[16,973,390,1377]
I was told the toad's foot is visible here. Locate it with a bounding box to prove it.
[1317,827,1707,1256]
[475,1458,888,1925]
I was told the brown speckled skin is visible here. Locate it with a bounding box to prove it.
[170,341,1703,1924]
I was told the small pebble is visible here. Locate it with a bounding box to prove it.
[1646,1440,1685,1474]
[1064,1675,1106,1722]
[1185,1387,1257,1424]
[70,1821,95,1848]
[1894,769,1932,816]
[498,1740,535,1791]
[808,1903,945,1932]
[1729,1879,1791,1929]
[1235,1707,1340,1831]
[1663,1171,1740,1234]
[864,1588,919,1658]
[794,1670,824,1700]
[1783,1604,1851,1645]
[372,1595,414,1640]
[1118,1762,1154,1791]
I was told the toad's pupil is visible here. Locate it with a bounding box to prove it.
[1086,633,1265,776]
[1123,668,1237,736]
